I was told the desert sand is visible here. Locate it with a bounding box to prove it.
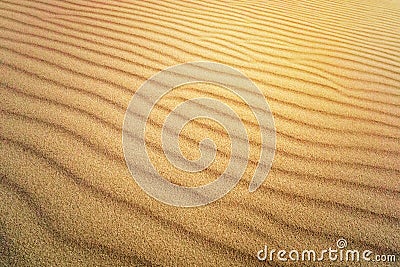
[0,0,399,266]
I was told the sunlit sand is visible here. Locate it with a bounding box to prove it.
[0,0,399,266]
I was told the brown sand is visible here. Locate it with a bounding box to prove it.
[0,0,399,266]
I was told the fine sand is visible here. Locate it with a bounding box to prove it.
[1,0,399,266]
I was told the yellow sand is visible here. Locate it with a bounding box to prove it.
[0,0,399,266]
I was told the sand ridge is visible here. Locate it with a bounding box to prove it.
[0,0,399,266]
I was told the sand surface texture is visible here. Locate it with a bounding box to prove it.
[1,0,399,266]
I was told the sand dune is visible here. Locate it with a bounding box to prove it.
[0,0,399,266]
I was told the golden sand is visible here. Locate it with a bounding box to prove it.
[0,0,399,266]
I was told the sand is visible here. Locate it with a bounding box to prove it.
[0,0,399,266]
